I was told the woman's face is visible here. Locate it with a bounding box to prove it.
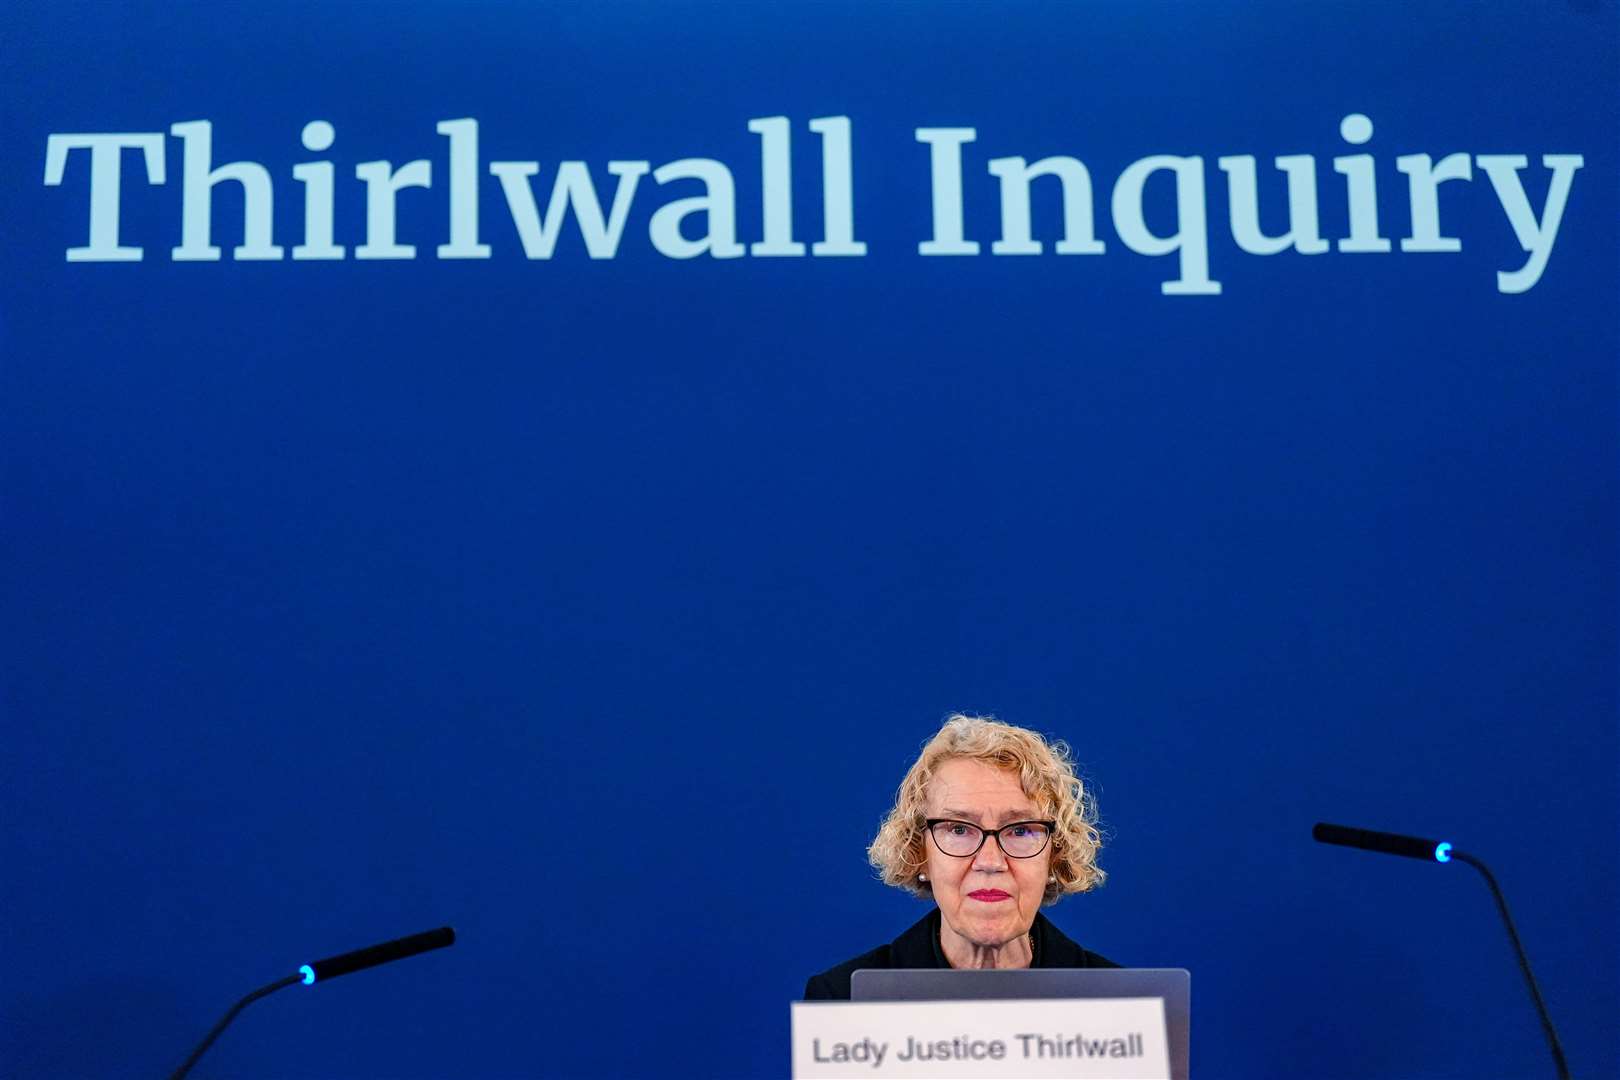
[923,757,1051,953]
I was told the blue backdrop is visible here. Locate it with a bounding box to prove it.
[3,3,1616,1078]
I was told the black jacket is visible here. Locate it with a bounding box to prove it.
[803,909,1119,1000]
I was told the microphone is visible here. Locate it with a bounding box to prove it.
[169,926,456,1080]
[1312,824,1570,1080]
[1310,822,1453,863]
[300,926,456,985]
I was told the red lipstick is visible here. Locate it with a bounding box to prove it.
[967,889,1011,902]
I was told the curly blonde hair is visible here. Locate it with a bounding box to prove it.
[868,714,1105,904]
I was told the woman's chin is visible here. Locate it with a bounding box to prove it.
[948,911,1025,946]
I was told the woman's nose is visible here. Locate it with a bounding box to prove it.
[972,835,1009,871]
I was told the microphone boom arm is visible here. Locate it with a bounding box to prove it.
[1312,824,1570,1080]
[168,973,302,1080]
[1448,848,1571,1080]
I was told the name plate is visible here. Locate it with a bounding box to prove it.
[791,998,1170,1079]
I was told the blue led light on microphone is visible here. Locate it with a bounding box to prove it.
[1434,842,1453,863]
[299,965,316,986]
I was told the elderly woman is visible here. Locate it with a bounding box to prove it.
[804,714,1117,999]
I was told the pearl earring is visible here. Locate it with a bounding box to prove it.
[1049,875,1057,882]
[918,873,928,882]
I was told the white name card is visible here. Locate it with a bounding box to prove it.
[791,997,1170,1079]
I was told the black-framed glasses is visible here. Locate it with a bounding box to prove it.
[925,818,1056,859]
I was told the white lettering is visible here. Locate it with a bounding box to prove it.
[916,127,979,255]
[437,119,491,259]
[1218,154,1328,255]
[808,116,865,255]
[292,120,342,260]
[1476,153,1583,293]
[1333,113,1390,253]
[648,158,743,259]
[987,155,1105,255]
[747,116,804,256]
[354,158,432,259]
[171,120,283,261]
[1397,152,1471,253]
[36,115,1587,296]
[1112,154,1221,295]
[490,160,648,259]
[43,132,166,261]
